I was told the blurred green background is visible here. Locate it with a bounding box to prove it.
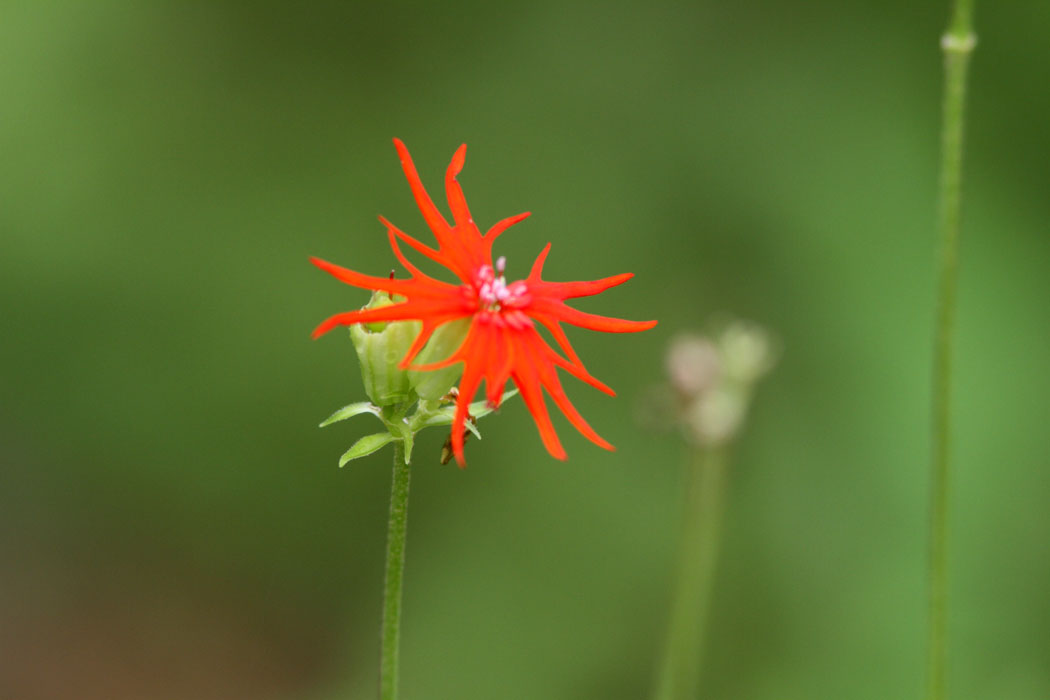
[2,1,1048,698]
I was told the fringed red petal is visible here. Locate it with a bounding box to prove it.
[528,297,658,334]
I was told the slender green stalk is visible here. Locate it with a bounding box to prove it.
[380,441,411,700]
[653,446,729,700]
[929,2,975,699]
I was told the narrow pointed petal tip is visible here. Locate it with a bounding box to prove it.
[528,243,553,280]
[486,211,531,240]
[311,317,336,339]
[451,143,467,171]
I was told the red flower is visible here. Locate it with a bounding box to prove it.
[312,139,657,465]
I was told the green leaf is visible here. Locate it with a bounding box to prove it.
[320,401,380,428]
[338,433,396,466]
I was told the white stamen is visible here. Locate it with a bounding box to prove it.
[475,259,527,311]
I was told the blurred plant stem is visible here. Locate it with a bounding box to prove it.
[929,1,975,699]
[653,446,729,700]
[380,441,410,700]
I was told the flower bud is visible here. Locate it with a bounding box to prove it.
[687,387,746,445]
[718,321,776,385]
[348,291,468,406]
[349,291,418,406]
[667,335,722,398]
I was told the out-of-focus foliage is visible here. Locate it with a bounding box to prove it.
[2,2,1048,698]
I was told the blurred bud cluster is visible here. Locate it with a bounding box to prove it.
[649,320,778,447]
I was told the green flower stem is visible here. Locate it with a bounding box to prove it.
[654,446,729,700]
[929,2,975,699]
[380,441,411,700]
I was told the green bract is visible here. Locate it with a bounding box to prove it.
[320,389,518,466]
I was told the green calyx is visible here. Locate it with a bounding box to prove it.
[409,318,471,400]
[348,291,469,407]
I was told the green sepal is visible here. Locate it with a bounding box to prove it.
[319,401,380,427]
[339,432,396,466]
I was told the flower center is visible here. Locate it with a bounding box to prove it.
[475,256,528,312]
